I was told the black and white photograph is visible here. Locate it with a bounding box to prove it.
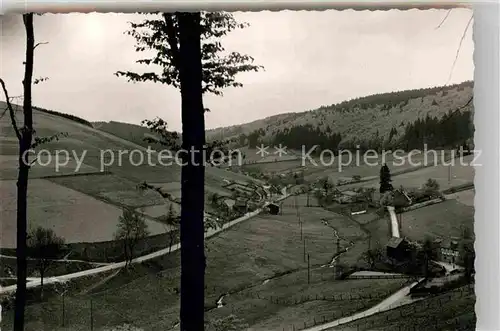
[1,7,477,331]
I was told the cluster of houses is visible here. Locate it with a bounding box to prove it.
[385,231,466,269]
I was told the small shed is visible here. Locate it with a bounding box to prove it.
[267,203,280,215]
[386,237,410,261]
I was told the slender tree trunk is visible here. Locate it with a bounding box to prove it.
[14,13,35,331]
[178,12,205,331]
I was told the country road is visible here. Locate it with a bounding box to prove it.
[0,194,290,295]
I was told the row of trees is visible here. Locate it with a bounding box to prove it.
[398,110,473,150]
[271,125,342,152]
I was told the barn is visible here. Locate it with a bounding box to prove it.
[386,237,411,261]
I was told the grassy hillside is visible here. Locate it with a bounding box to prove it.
[0,103,263,247]
[206,81,474,149]
[93,120,172,151]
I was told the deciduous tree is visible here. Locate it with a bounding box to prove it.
[158,204,181,254]
[0,14,34,331]
[114,209,150,266]
[116,12,262,329]
[27,226,65,300]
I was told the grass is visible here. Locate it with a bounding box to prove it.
[139,202,181,220]
[0,179,167,248]
[339,154,474,192]
[1,195,376,331]
[332,286,475,331]
[242,159,305,173]
[1,108,264,249]
[0,154,100,180]
[48,173,166,208]
[0,256,100,278]
[399,199,474,242]
[219,277,411,330]
[445,189,475,206]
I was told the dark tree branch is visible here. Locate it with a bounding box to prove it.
[33,41,48,50]
[0,78,22,141]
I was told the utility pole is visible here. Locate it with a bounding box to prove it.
[307,253,311,284]
[300,221,303,241]
[90,298,94,331]
[336,239,341,266]
[448,164,451,185]
[303,237,306,262]
[62,293,65,327]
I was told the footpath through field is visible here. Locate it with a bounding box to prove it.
[387,206,400,238]
[0,194,290,295]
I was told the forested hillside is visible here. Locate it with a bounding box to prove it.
[207,81,474,151]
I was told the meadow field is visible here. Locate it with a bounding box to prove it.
[445,189,475,206]
[339,154,474,192]
[0,109,269,249]
[332,286,475,331]
[0,153,100,180]
[0,195,381,331]
[0,179,167,248]
[398,199,474,242]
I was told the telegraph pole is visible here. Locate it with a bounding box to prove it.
[336,240,341,265]
[307,253,311,284]
[303,237,306,262]
[448,164,452,185]
[300,221,303,241]
[90,298,94,331]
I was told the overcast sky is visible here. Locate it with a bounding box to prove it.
[0,9,473,131]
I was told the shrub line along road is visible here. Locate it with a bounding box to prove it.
[0,194,291,295]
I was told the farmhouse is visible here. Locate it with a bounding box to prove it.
[233,199,248,213]
[223,199,236,210]
[386,237,411,261]
[434,237,461,264]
